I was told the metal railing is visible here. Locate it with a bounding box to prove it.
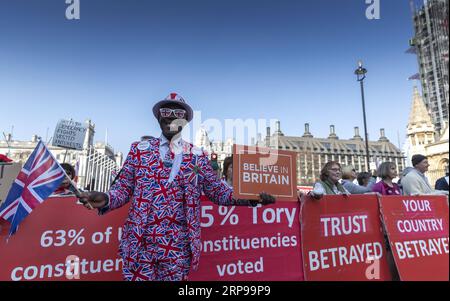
[81,146,120,192]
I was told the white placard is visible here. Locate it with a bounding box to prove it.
[52,119,87,150]
[0,163,22,205]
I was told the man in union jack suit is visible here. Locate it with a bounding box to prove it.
[80,93,275,281]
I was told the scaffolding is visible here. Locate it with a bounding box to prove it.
[408,0,449,136]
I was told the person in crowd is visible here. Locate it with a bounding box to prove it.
[370,162,402,280]
[309,161,350,199]
[220,155,261,205]
[371,162,402,195]
[369,169,379,186]
[401,154,448,196]
[340,165,373,194]
[53,163,76,196]
[78,93,275,281]
[210,155,221,178]
[222,155,233,188]
[397,166,413,190]
[435,166,449,191]
[0,154,13,163]
[357,171,372,187]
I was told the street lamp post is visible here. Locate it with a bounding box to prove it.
[354,60,371,172]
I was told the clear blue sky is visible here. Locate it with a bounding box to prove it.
[0,0,421,155]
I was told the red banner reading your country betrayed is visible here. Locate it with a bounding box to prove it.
[379,195,449,281]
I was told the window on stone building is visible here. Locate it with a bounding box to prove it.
[347,155,352,165]
[418,134,425,145]
[313,154,320,174]
[348,144,356,151]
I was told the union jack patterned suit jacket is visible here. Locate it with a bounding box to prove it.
[102,137,235,270]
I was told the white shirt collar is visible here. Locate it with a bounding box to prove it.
[159,134,183,154]
[159,134,169,146]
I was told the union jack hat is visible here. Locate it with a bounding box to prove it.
[152,92,194,122]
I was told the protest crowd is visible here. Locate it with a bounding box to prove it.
[0,93,448,282]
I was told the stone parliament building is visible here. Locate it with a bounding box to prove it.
[256,122,405,186]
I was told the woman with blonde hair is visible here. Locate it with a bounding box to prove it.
[341,165,373,194]
[371,162,401,195]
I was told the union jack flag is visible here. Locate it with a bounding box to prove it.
[0,140,66,236]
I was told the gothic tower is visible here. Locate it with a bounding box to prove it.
[405,86,435,164]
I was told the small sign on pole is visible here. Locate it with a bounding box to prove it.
[232,144,297,201]
[0,163,22,205]
[52,119,87,150]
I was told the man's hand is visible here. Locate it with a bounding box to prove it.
[258,192,276,205]
[308,191,323,200]
[234,192,276,207]
[78,191,109,210]
[297,190,305,202]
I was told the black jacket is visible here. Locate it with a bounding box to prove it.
[435,176,449,191]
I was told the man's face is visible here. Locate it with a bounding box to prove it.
[350,168,357,179]
[61,168,74,188]
[158,103,188,139]
[415,159,429,173]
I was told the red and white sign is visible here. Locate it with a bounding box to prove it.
[190,196,304,281]
[233,144,298,201]
[379,195,449,281]
[0,195,303,281]
[301,195,391,281]
[0,196,128,281]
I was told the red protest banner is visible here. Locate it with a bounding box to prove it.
[0,195,303,281]
[379,195,449,281]
[232,144,298,201]
[189,196,303,281]
[301,195,391,281]
[0,196,128,281]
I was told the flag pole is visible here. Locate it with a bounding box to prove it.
[63,149,68,163]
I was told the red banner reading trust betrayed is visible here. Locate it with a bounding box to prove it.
[379,195,449,281]
[301,195,391,281]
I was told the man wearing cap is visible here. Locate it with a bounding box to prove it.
[401,154,449,196]
[79,93,275,281]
